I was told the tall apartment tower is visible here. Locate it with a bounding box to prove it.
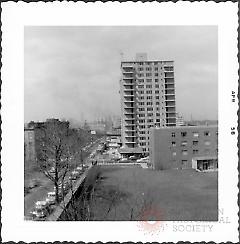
[120,53,176,153]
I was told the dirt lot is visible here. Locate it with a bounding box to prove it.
[90,166,218,221]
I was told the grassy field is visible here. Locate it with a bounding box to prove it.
[90,166,218,221]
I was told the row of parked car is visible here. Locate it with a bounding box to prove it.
[29,164,89,220]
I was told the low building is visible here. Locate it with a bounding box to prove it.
[149,125,218,170]
[118,147,143,158]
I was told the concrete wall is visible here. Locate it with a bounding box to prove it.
[150,125,218,170]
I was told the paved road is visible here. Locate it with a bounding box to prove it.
[24,138,103,219]
[24,179,53,216]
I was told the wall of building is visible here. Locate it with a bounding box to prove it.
[150,125,218,170]
[26,119,70,163]
[24,128,36,162]
[120,54,176,154]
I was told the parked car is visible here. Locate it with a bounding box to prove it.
[129,155,138,160]
[62,182,70,193]
[69,171,78,181]
[82,164,89,169]
[30,201,49,220]
[76,166,83,172]
[46,192,56,205]
[119,158,129,163]
[72,170,79,176]
[137,156,149,163]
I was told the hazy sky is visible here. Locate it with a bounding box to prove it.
[24,26,218,123]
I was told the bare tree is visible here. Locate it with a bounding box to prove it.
[35,121,78,203]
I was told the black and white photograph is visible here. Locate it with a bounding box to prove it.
[1,2,238,243]
[24,26,218,222]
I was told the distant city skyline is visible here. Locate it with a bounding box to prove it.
[25,26,218,123]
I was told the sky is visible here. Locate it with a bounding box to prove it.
[24,26,218,123]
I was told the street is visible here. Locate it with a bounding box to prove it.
[24,137,103,219]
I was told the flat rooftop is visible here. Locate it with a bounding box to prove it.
[121,60,174,64]
[152,124,218,131]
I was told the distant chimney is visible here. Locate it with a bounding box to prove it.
[135,53,148,61]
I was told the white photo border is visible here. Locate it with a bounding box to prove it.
[1,2,239,243]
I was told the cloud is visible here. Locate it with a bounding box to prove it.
[24,26,218,122]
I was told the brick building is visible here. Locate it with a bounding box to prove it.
[149,125,218,170]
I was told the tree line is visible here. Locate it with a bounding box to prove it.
[34,120,99,203]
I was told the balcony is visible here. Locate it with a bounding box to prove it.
[165,95,175,101]
[125,129,135,132]
[165,84,175,90]
[165,89,175,94]
[166,115,176,119]
[122,71,134,75]
[122,62,134,68]
[124,100,135,103]
[166,118,176,124]
[125,134,137,138]
[125,117,135,121]
[165,78,174,84]
[124,108,134,112]
[164,71,174,76]
[164,69,174,73]
[123,83,134,87]
[165,101,175,107]
[124,111,134,115]
[164,66,174,72]
[123,79,134,84]
[125,123,136,126]
[124,94,134,97]
[166,110,176,114]
[124,105,134,109]
[164,76,174,80]
[125,141,137,144]
[166,112,175,116]
[166,107,176,112]
[122,75,134,80]
[124,88,134,92]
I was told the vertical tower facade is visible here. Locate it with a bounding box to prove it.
[120,53,176,153]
